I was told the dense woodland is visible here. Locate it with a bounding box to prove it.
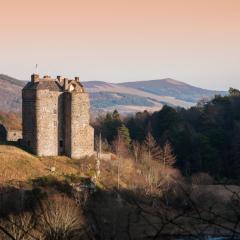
[94,88,240,180]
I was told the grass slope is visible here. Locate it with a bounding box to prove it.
[0,145,79,182]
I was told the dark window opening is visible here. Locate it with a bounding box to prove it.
[59,140,63,148]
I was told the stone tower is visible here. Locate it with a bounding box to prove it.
[22,74,94,158]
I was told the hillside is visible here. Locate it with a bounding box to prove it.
[120,78,226,103]
[0,145,80,182]
[79,79,225,113]
[0,144,239,239]
[0,74,24,112]
[0,74,225,114]
[83,81,195,114]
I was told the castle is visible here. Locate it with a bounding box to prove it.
[22,74,94,158]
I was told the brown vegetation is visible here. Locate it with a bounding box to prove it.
[38,196,85,240]
[0,142,240,239]
[0,145,79,183]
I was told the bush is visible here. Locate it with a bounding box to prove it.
[39,195,85,240]
[162,182,192,210]
[32,176,72,195]
[191,172,214,185]
[31,175,59,187]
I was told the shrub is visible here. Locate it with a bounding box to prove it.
[191,172,214,185]
[38,195,85,240]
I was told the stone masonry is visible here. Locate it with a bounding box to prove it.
[22,74,94,158]
[7,130,22,142]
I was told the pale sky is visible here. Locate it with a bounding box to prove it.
[0,0,239,90]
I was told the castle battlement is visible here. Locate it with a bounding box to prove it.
[22,74,94,158]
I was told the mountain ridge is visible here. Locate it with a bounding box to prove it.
[119,78,226,103]
[0,74,226,114]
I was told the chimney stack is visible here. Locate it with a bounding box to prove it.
[64,78,69,91]
[31,74,39,83]
[57,75,64,84]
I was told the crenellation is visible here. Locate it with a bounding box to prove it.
[43,75,51,79]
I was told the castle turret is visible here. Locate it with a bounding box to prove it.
[64,88,94,158]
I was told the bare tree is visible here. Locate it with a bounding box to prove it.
[132,140,141,163]
[0,213,37,240]
[144,132,161,162]
[160,141,176,168]
[38,196,85,240]
[144,166,161,195]
[113,135,124,189]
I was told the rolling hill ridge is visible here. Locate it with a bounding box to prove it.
[0,74,226,114]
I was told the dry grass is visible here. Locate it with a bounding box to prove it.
[0,145,46,182]
[39,156,79,176]
[0,145,79,183]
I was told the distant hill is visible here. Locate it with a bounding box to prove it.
[83,80,226,114]
[0,74,25,112]
[119,78,226,103]
[0,74,226,115]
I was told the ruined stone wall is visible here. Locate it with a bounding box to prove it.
[66,92,94,158]
[22,89,37,153]
[7,130,22,142]
[36,90,63,156]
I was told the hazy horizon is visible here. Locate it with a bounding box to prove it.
[2,74,227,92]
[0,0,239,91]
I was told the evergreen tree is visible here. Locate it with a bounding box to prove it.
[101,110,122,143]
[94,92,240,179]
[112,109,120,120]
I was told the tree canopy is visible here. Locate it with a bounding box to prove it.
[93,90,240,180]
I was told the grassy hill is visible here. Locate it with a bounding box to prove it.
[0,145,79,183]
